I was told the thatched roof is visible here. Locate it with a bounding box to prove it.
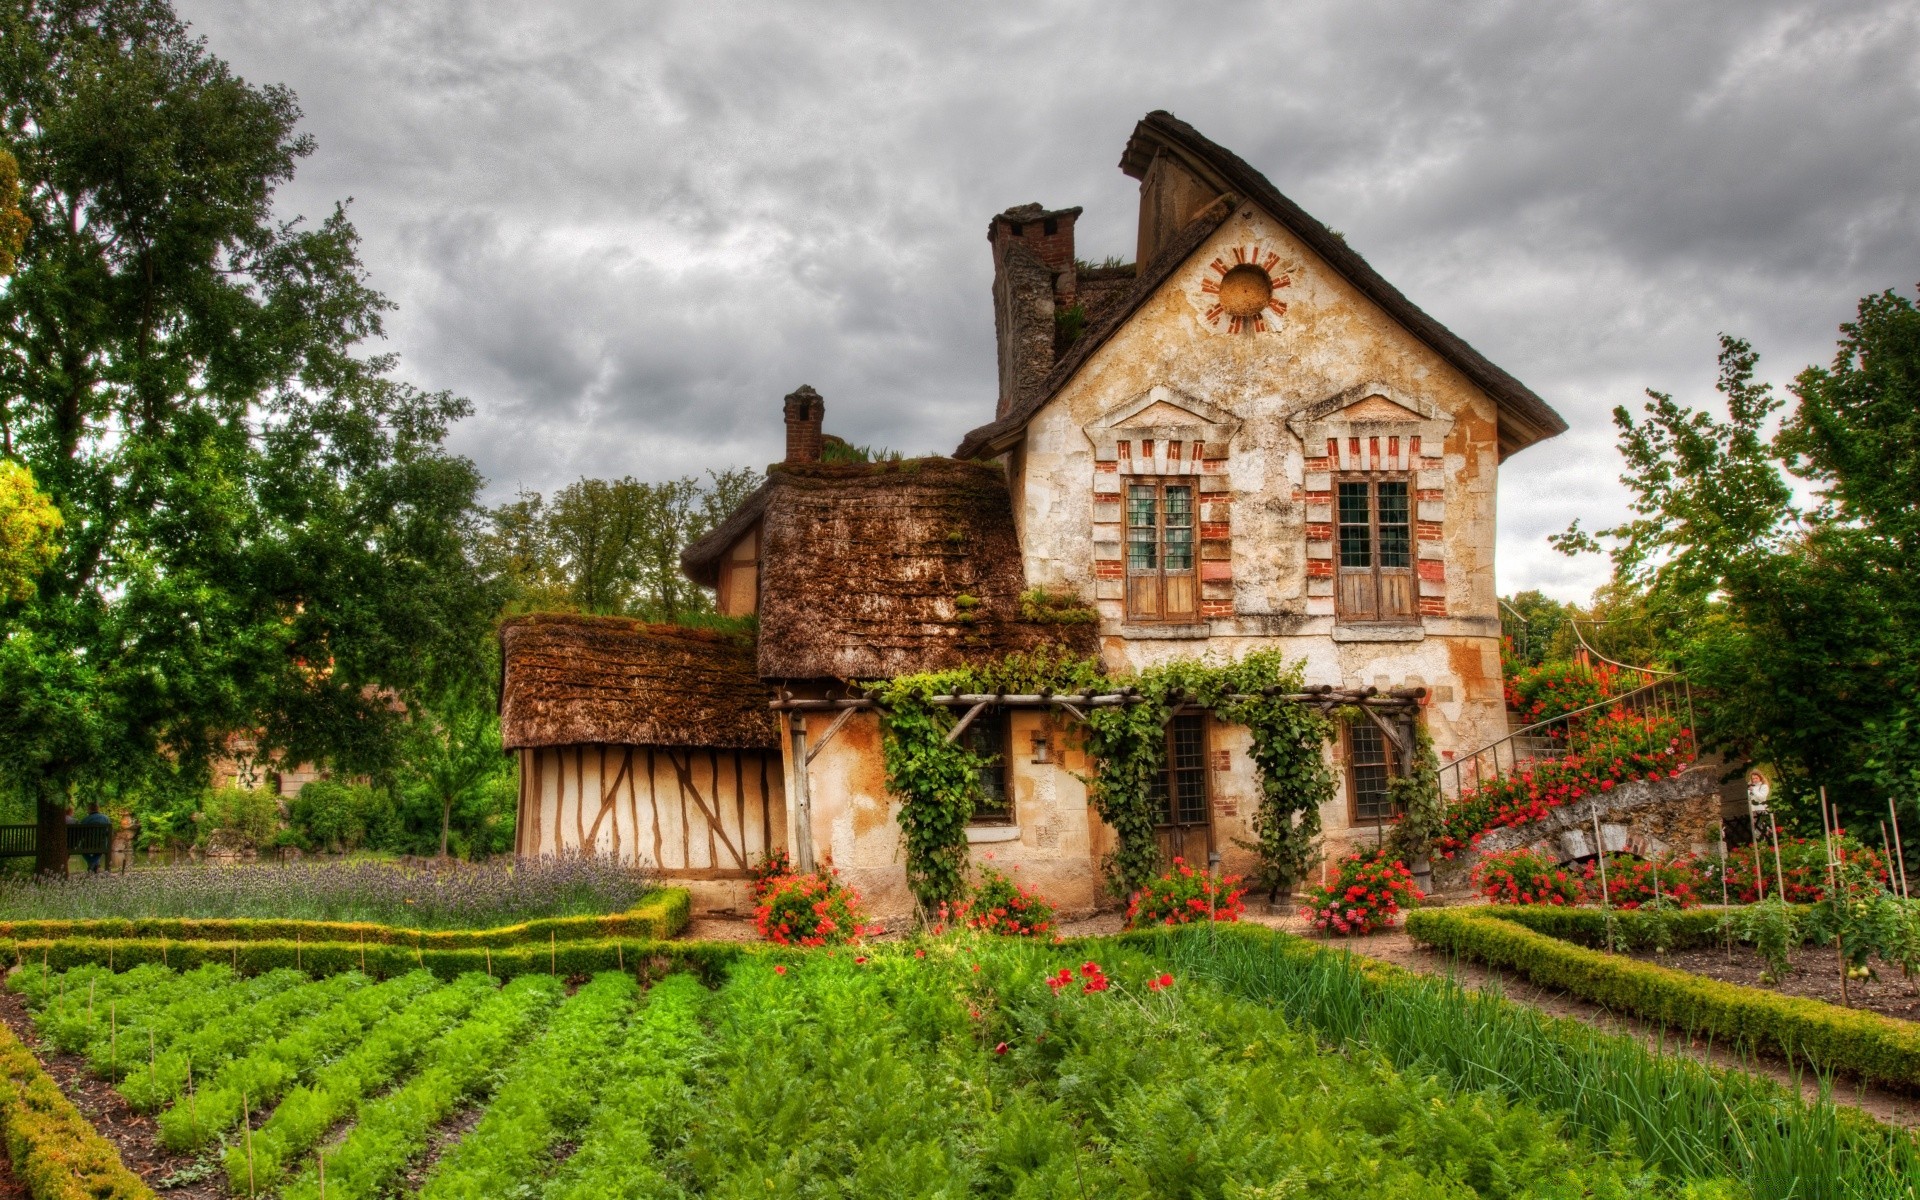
[499,614,777,751]
[755,458,1095,681]
[680,479,773,588]
[957,111,1567,461]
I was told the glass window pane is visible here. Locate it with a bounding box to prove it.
[1128,526,1158,571]
[962,713,1010,820]
[1349,721,1395,822]
[1171,715,1207,825]
[1127,485,1157,528]
[1337,481,1372,568]
[1163,487,1193,526]
[1377,481,1411,569]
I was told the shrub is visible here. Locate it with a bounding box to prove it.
[1471,848,1587,906]
[1125,858,1246,929]
[0,1019,153,1199]
[953,866,1056,937]
[197,784,283,851]
[754,872,871,947]
[1406,906,1920,1093]
[286,780,400,854]
[1580,853,1704,909]
[1723,834,1889,903]
[1299,848,1421,935]
[748,848,792,899]
[1504,659,1622,725]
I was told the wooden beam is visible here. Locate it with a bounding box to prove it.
[1358,704,1413,761]
[806,705,862,765]
[943,700,991,745]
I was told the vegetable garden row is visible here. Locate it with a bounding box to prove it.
[1,920,1917,1199]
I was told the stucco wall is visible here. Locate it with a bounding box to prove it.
[1009,201,1513,828]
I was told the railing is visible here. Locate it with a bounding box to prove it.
[1438,674,1694,801]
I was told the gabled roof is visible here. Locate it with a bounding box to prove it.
[753,458,1095,681]
[681,479,773,587]
[957,111,1568,461]
[499,614,777,751]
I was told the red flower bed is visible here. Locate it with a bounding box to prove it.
[1579,852,1705,909]
[1300,848,1422,935]
[1125,858,1246,928]
[1437,709,1694,859]
[749,848,793,899]
[1723,834,1889,903]
[1470,848,1587,906]
[1504,660,1622,725]
[755,870,872,946]
[951,866,1057,938]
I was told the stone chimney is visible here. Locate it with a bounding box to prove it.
[988,204,1082,419]
[783,385,825,464]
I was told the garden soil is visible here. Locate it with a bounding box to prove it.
[1624,943,1920,1022]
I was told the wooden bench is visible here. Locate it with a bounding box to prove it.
[0,824,115,859]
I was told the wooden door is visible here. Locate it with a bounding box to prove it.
[1151,714,1213,865]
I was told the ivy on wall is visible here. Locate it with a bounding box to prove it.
[870,646,1363,913]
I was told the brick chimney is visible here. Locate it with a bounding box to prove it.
[783,385,825,464]
[988,204,1081,419]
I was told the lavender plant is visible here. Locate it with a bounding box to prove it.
[0,855,650,929]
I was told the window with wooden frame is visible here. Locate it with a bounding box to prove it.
[1126,480,1198,623]
[1335,476,1415,623]
[1147,713,1210,828]
[960,710,1012,824]
[1345,718,1399,826]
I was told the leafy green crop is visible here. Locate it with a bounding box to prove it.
[225,972,496,1191]
[278,972,561,1200]
[416,971,637,1199]
[154,970,439,1152]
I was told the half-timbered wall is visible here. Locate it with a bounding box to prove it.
[514,744,785,879]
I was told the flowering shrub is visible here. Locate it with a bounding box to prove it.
[755,871,871,947]
[1723,834,1889,903]
[1504,660,1622,725]
[954,866,1057,938]
[1436,709,1694,858]
[749,848,793,899]
[1125,858,1246,928]
[1471,849,1587,906]
[1300,848,1422,935]
[1580,853,1704,909]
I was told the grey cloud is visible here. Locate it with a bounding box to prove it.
[179,0,1919,600]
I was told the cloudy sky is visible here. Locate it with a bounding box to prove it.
[177,0,1918,600]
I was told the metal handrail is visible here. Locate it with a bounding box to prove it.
[1438,674,1694,801]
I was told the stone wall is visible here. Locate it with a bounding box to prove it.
[1470,762,1724,867]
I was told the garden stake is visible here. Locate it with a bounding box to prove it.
[485,947,491,979]
[551,930,557,977]
[1768,813,1788,904]
[617,941,623,970]
[1718,834,1731,961]
[88,978,94,1020]
[359,934,366,973]
[296,931,301,971]
[1891,796,1911,899]
[1591,807,1614,952]
[149,1028,156,1091]
[1821,787,1849,1003]
[187,1054,197,1141]
[109,1001,116,1079]
[243,1091,256,1196]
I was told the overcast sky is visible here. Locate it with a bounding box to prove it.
[177,0,1918,601]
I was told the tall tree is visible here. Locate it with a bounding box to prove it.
[1560,289,1920,833]
[0,1,493,869]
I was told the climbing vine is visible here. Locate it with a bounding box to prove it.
[872,646,1370,913]
[1383,721,1443,870]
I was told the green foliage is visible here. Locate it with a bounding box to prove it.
[1408,906,1920,1093]
[1053,302,1088,345]
[753,871,870,946]
[0,2,497,823]
[482,467,762,620]
[1383,721,1442,866]
[0,458,61,603]
[1503,659,1624,725]
[1559,291,1920,834]
[195,785,282,852]
[1016,584,1097,624]
[951,864,1057,937]
[395,681,516,858]
[1498,589,1574,668]
[0,146,27,277]
[1124,858,1247,927]
[0,1014,153,1200]
[284,779,398,853]
[874,648,1336,907]
[1722,895,1802,982]
[416,971,637,1200]
[279,973,562,1200]
[818,436,901,465]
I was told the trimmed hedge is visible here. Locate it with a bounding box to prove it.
[4,934,745,986]
[1465,904,1792,952]
[1405,906,1920,1092]
[0,1020,154,1200]
[0,887,691,949]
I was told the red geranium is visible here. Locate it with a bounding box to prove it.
[1126,858,1247,928]
[1299,847,1422,935]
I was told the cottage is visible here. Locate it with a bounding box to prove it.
[502,111,1575,918]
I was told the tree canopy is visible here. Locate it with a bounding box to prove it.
[0,0,495,834]
[1561,287,1920,834]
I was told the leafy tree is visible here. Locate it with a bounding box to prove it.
[486,468,760,621]
[0,146,25,274]
[0,459,59,600]
[0,1,493,869]
[397,682,515,859]
[1559,289,1920,834]
[1498,590,1571,669]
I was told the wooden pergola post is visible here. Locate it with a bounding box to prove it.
[788,712,815,872]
